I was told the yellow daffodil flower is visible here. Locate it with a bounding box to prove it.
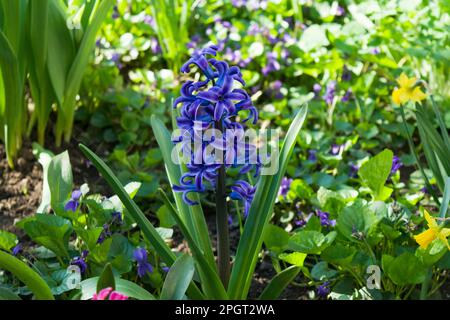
[392,73,427,105]
[414,210,450,250]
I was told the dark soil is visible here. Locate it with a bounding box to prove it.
[0,143,42,233]
[0,137,107,233]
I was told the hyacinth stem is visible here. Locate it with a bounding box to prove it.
[216,121,230,288]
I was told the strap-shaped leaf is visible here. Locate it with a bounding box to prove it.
[0,250,54,300]
[161,254,195,300]
[228,105,308,299]
[259,266,300,300]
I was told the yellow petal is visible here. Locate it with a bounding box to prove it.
[396,73,409,87]
[397,73,416,89]
[424,210,438,229]
[414,228,436,249]
[437,233,450,251]
[392,88,401,105]
[440,228,450,238]
[411,87,427,103]
[398,88,412,105]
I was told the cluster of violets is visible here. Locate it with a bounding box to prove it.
[294,209,336,228]
[172,45,260,216]
[313,64,354,105]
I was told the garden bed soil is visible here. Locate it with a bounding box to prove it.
[0,139,107,233]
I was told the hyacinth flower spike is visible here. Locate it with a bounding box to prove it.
[173,45,261,286]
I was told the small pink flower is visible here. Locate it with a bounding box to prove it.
[92,287,128,300]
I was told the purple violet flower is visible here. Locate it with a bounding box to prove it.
[349,163,359,178]
[133,248,153,278]
[278,177,293,198]
[330,143,343,156]
[308,149,317,162]
[97,224,112,244]
[316,210,336,227]
[342,65,351,82]
[342,88,353,102]
[162,266,170,273]
[12,243,22,256]
[64,190,82,212]
[262,52,280,76]
[323,81,337,105]
[70,250,89,274]
[313,83,322,98]
[370,47,380,55]
[317,281,330,298]
[390,155,402,175]
[143,15,155,27]
[112,6,119,19]
[336,6,345,16]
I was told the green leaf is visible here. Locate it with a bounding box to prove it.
[288,230,336,254]
[0,230,17,251]
[358,149,393,200]
[97,263,115,292]
[258,266,300,300]
[311,261,338,281]
[160,254,195,300]
[22,214,72,258]
[336,201,379,241]
[74,227,103,251]
[228,105,308,299]
[317,187,345,214]
[47,151,73,213]
[0,250,54,300]
[279,252,307,267]
[321,244,356,266]
[383,252,428,285]
[263,224,290,254]
[0,286,21,300]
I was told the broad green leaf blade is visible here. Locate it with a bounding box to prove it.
[0,250,54,300]
[80,277,155,300]
[78,144,204,299]
[47,151,73,213]
[228,105,308,299]
[161,254,195,300]
[358,149,393,201]
[159,188,228,299]
[258,266,300,300]
[0,287,21,300]
[97,263,115,292]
